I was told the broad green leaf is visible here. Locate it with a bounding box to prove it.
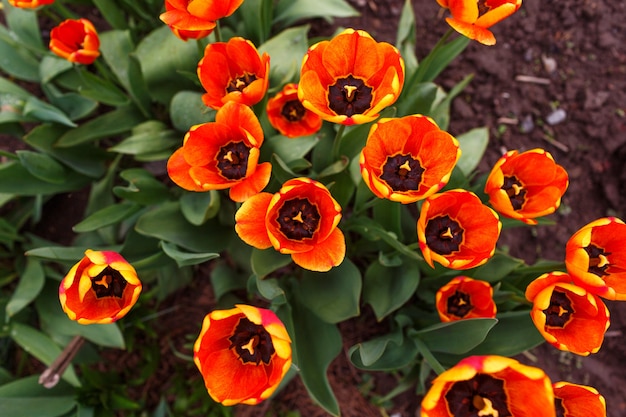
[108,130,178,155]
[430,73,473,131]
[263,134,319,164]
[270,153,299,184]
[345,216,422,262]
[70,70,130,106]
[16,150,67,184]
[0,397,76,417]
[0,375,73,397]
[99,30,134,90]
[23,96,76,127]
[25,246,120,263]
[5,258,44,319]
[93,0,129,30]
[210,262,248,301]
[160,241,219,267]
[9,322,81,386]
[363,258,420,320]
[180,191,220,225]
[0,74,30,98]
[0,34,39,82]
[411,318,497,354]
[274,0,358,28]
[456,127,489,176]
[39,55,73,84]
[46,91,98,122]
[0,160,90,195]
[255,276,287,303]
[395,0,418,75]
[251,247,292,279]
[349,328,418,371]
[396,82,438,117]
[72,202,142,233]
[413,35,470,83]
[470,252,525,283]
[113,168,172,206]
[4,2,44,51]
[295,259,361,323]
[169,91,213,132]
[259,25,309,86]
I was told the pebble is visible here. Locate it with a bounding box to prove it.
[546,108,567,125]
[520,114,535,133]
[541,54,557,74]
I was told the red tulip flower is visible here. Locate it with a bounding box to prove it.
[49,19,100,65]
[235,177,345,272]
[360,115,460,203]
[484,149,568,225]
[8,0,54,8]
[167,101,271,202]
[525,271,610,356]
[417,189,501,270]
[159,0,243,40]
[59,250,142,325]
[436,0,523,45]
[197,37,270,110]
[436,276,497,322]
[553,381,606,417]
[421,355,555,417]
[565,217,626,300]
[298,28,404,126]
[266,83,323,138]
[194,304,292,405]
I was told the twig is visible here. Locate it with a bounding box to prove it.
[39,335,85,388]
[515,75,551,85]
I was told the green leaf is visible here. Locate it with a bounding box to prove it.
[0,32,40,82]
[108,129,178,156]
[363,258,420,320]
[0,375,73,397]
[70,70,130,106]
[9,322,81,386]
[414,35,470,83]
[39,55,73,84]
[411,318,497,354]
[72,202,142,233]
[259,25,310,85]
[274,0,358,27]
[25,246,94,262]
[16,150,67,184]
[251,247,292,279]
[210,262,249,302]
[180,191,220,225]
[345,216,422,262]
[23,96,76,127]
[470,252,525,283]
[169,91,214,132]
[395,0,418,75]
[295,259,361,323]
[0,160,90,195]
[4,2,44,51]
[255,276,287,303]
[396,82,438,118]
[160,241,219,267]
[113,168,172,206]
[0,397,76,417]
[263,134,319,164]
[430,73,473,131]
[93,0,129,30]
[456,127,489,176]
[349,327,418,371]
[5,258,44,319]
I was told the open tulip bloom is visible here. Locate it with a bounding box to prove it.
[167,101,271,202]
[418,189,501,270]
[484,148,568,225]
[298,28,404,125]
[436,276,497,322]
[565,217,626,300]
[194,304,292,406]
[8,0,54,8]
[235,177,345,272]
[436,0,523,45]
[553,381,607,417]
[160,0,243,41]
[360,114,460,203]
[525,271,610,356]
[59,250,142,325]
[49,18,100,65]
[266,83,323,138]
[421,355,555,417]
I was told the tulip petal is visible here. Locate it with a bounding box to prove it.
[291,227,345,272]
[235,193,273,249]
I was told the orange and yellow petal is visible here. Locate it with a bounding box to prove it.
[229,161,272,202]
[436,276,496,322]
[235,192,273,249]
[291,227,346,272]
[553,381,606,417]
[49,19,100,65]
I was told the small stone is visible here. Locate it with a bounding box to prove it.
[546,109,567,125]
[520,114,535,133]
[541,54,557,74]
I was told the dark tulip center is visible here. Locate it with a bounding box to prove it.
[229,317,275,365]
[91,266,127,299]
[327,75,373,117]
[584,244,611,277]
[217,141,250,180]
[447,290,473,318]
[555,398,566,417]
[543,290,574,328]
[276,198,320,241]
[501,175,526,211]
[380,154,425,192]
[226,72,257,93]
[445,373,512,417]
[425,215,464,255]
[281,100,306,122]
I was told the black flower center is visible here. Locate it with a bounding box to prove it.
[228,317,275,365]
[501,175,526,211]
[281,100,306,122]
[226,73,257,93]
[555,398,565,417]
[425,215,464,255]
[447,290,473,318]
[276,198,320,241]
[217,141,250,180]
[445,373,512,417]
[91,266,127,299]
[584,244,611,277]
[543,290,574,328]
[327,75,373,117]
[380,154,425,192]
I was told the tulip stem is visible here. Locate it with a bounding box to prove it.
[414,337,446,375]
[214,20,222,43]
[331,124,346,161]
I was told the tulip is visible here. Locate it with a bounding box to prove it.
[298,28,404,125]
[266,83,323,138]
[59,250,142,325]
[436,276,496,322]
[360,114,460,203]
[159,0,243,40]
[553,381,606,417]
[49,18,100,65]
[8,0,54,7]
[194,304,292,405]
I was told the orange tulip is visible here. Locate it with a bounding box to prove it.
[525,271,610,356]
[421,355,555,417]
[553,381,607,417]
[298,28,404,126]
[49,18,100,65]
[167,101,271,202]
[7,0,54,7]
[266,83,323,138]
[417,189,501,270]
[436,276,496,322]
[59,250,142,325]
[235,177,345,272]
[159,0,243,40]
[436,0,523,45]
[194,304,292,406]
[565,217,626,300]
[197,37,270,110]
[360,115,460,203]
[484,149,568,225]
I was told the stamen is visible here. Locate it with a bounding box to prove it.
[441,228,454,239]
[241,335,259,355]
[344,85,357,101]
[94,275,111,288]
[399,160,411,173]
[292,211,304,223]
[597,254,609,268]
[474,396,499,417]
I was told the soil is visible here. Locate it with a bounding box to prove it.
[3,0,626,416]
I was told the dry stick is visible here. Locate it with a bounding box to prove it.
[515,75,551,85]
[39,335,85,388]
